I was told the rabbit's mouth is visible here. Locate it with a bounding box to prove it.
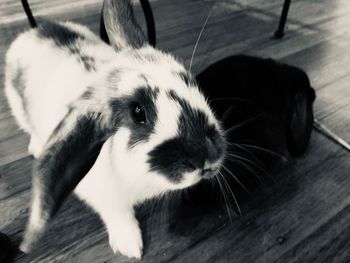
[165,164,222,191]
[200,165,221,179]
[173,171,202,190]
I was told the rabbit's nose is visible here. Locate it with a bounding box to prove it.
[205,135,223,162]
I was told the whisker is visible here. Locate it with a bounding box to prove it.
[221,105,235,121]
[226,157,262,181]
[218,171,235,208]
[189,5,214,70]
[227,145,277,183]
[225,151,268,179]
[229,143,266,168]
[215,175,232,221]
[222,164,249,193]
[226,150,263,169]
[229,142,288,161]
[156,192,169,226]
[209,97,251,103]
[218,175,233,210]
[223,112,268,135]
[150,195,162,233]
[219,171,242,216]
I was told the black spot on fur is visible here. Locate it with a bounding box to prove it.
[133,52,157,62]
[65,47,96,72]
[108,69,122,83]
[110,87,159,148]
[171,89,225,161]
[38,21,80,46]
[177,71,194,86]
[77,54,96,71]
[168,90,211,138]
[148,91,225,182]
[38,21,95,71]
[148,137,202,181]
[143,53,158,62]
[31,110,119,242]
[80,89,93,100]
[138,73,148,82]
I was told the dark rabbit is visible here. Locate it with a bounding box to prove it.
[196,55,316,158]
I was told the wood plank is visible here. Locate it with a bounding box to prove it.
[0,133,29,167]
[0,156,32,201]
[166,133,350,263]
[0,0,349,262]
[314,74,350,120]
[278,203,350,263]
[3,132,349,262]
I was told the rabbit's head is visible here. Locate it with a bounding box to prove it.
[93,46,226,193]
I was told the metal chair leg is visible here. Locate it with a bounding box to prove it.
[140,0,156,47]
[274,0,291,39]
[20,0,37,28]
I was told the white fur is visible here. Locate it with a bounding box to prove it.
[5,21,224,259]
[75,127,201,257]
[5,25,110,149]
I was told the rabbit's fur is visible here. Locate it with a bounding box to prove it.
[5,1,226,258]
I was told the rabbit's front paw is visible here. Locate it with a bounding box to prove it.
[108,218,143,259]
[28,136,43,159]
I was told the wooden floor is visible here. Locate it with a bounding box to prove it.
[1,0,350,262]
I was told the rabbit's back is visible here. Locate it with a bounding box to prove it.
[5,21,115,145]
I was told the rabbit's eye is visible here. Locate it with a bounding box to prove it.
[131,103,147,124]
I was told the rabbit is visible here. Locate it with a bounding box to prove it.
[5,0,227,259]
[196,55,316,158]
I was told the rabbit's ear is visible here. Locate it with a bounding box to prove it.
[286,90,314,156]
[20,110,116,253]
[102,0,147,50]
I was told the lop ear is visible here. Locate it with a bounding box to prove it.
[286,69,316,157]
[20,110,116,253]
[286,89,315,157]
[101,0,148,49]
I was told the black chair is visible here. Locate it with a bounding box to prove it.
[274,0,291,38]
[20,0,292,44]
